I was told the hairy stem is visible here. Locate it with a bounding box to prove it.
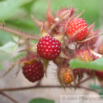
[0,85,98,93]
[76,75,94,86]
[78,86,98,93]
[0,25,40,40]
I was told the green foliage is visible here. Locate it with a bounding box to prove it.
[0,0,100,69]
[0,0,6,1]
[0,0,99,42]
[0,63,4,70]
[99,90,103,96]
[90,84,101,90]
[0,42,18,53]
[12,52,26,61]
[0,30,14,45]
[12,35,24,43]
[69,58,103,71]
[6,19,35,30]
[32,0,99,28]
[0,42,18,60]
[0,0,30,20]
[0,41,18,71]
[90,84,103,98]
[29,98,55,103]
[21,0,37,14]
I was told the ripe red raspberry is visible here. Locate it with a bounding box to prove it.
[67,18,87,41]
[22,60,44,82]
[37,36,61,60]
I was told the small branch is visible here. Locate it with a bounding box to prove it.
[0,25,40,40]
[0,91,18,103]
[76,75,94,86]
[0,85,64,91]
[78,86,98,93]
[0,85,98,94]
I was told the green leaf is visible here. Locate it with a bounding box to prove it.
[90,85,103,98]
[6,19,35,29]
[99,89,103,95]
[12,35,24,44]
[90,84,101,90]
[0,42,18,60]
[29,98,55,103]
[98,88,103,98]
[0,30,14,45]
[12,52,26,61]
[69,58,103,71]
[0,62,4,70]
[0,0,31,20]
[32,0,99,28]
[5,18,39,34]
[21,0,37,14]
[0,0,5,2]
[0,42,18,54]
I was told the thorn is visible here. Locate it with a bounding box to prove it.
[46,0,55,23]
[74,10,85,20]
[88,22,95,30]
[2,61,19,77]
[31,15,43,27]
[15,64,22,78]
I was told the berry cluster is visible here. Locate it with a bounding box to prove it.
[18,5,101,85]
[3,2,103,87]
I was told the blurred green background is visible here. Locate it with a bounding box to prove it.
[0,0,101,63]
[0,0,100,45]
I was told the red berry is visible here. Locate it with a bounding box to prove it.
[22,60,44,82]
[67,18,87,41]
[95,71,103,79]
[37,36,61,60]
